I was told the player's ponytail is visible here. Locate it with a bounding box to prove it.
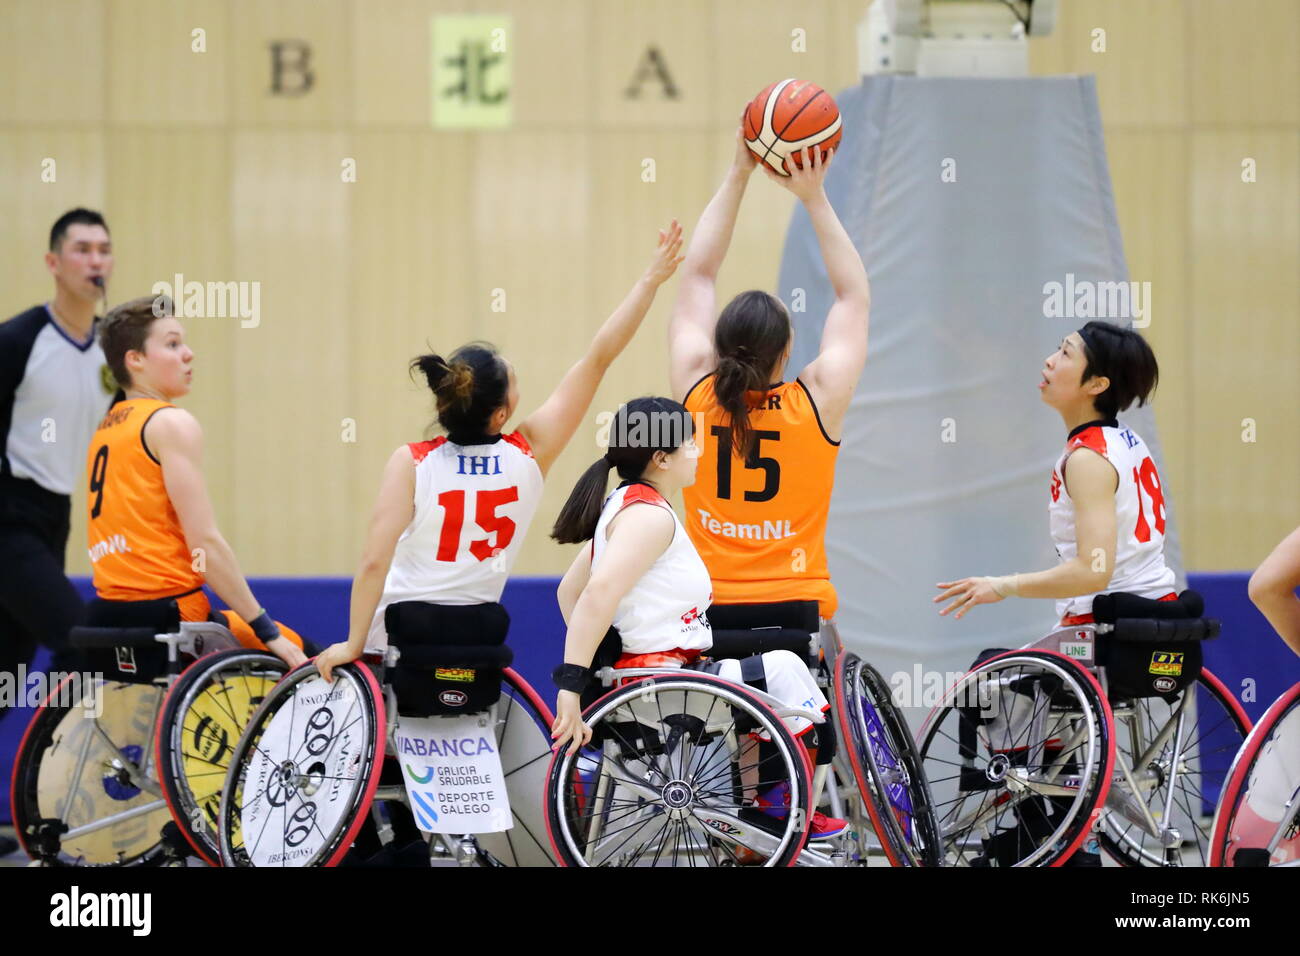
[1077,321,1159,420]
[410,342,511,442]
[551,457,615,544]
[713,290,791,459]
[552,397,693,544]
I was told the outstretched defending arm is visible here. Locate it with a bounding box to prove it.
[517,221,683,476]
[668,126,759,401]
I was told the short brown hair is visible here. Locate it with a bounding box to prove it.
[100,294,172,387]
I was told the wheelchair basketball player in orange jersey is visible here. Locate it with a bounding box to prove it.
[88,295,309,664]
[667,130,870,837]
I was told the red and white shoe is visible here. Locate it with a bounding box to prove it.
[754,783,848,841]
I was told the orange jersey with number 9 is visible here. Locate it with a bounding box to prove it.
[86,398,203,601]
[682,374,840,618]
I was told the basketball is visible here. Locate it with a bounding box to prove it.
[744,78,843,176]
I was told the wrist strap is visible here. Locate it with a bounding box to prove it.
[248,609,280,643]
[552,663,590,694]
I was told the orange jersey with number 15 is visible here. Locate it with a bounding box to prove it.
[86,398,203,601]
[682,374,840,618]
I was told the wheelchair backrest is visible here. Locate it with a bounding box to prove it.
[1041,590,1218,702]
[80,595,187,683]
[384,601,513,717]
[706,600,820,666]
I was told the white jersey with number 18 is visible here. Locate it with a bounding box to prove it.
[365,432,543,651]
[1048,420,1177,621]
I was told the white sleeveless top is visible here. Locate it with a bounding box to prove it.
[1048,420,1176,620]
[365,432,543,651]
[592,482,713,656]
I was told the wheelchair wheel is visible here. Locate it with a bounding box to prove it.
[1209,681,1300,867]
[1098,668,1251,866]
[218,662,385,867]
[545,671,813,867]
[917,650,1114,866]
[155,648,287,865]
[833,651,942,866]
[469,668,560,866]
[10,677,173,866]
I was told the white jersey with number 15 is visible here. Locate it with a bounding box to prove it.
[365,432,543,651]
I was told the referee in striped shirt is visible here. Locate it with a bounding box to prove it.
[0,210,116,853]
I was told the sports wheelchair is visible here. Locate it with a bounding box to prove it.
[216,601,557,867]
[917,590,1252,866]
[543,601,942,867]
[10,595,287,866]
[1210,679,1300,867]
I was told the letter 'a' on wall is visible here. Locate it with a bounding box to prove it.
[431,15,513,129]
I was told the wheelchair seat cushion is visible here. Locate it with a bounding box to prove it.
[708,628,813,662]
[384,601,511,717]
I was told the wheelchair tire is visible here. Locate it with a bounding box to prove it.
[834,651,942,866]
[1098,667,1251,867]
[545,671,813,867]
[217,661,385,867]
[10,676,173,866]
[468,667,561,866]
[917,649,1114,866]
[1208,681,1300,867]
[155,648,287,865]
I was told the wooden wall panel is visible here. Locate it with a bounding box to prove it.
[230,0,352,127]
[3,1,1298,577]
[0,131,107,311]
[107,0,231,126]
[347,129,477,561]
[592,0,714,129]
[1104,130,1190,535]
[1189,0,1300,126]
[0,0,104,125]
[711,0,834,127]
[467,130,590,573]
[351,0,475,129]
[1187,131,1300,568]
[229,131,353,573]
[1070,0,1187,128]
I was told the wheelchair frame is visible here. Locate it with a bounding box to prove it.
[918,618,1251,866]
[10,620,243,866]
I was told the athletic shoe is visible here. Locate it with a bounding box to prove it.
[754,782,848,841]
